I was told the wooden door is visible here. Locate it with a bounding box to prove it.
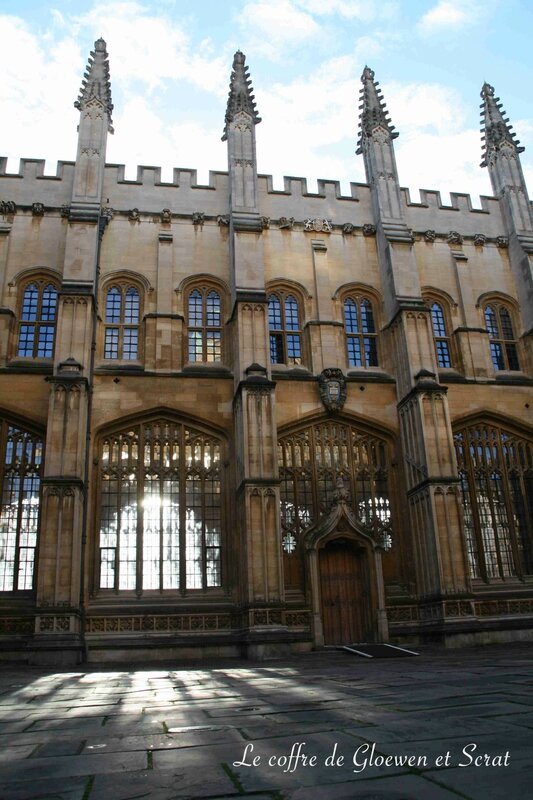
[319,539,370,645]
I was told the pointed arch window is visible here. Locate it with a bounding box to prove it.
[17,281,58,358]
[484,303,520,371]
[268,291,302,366]
[454,422,533,581]
[187,288,222,362]
[104,285,140,360]
[343,295,378,367]
[430,302,452,368]
[0,419,43,592]
[278,421,391,592]
[97,419,223,593]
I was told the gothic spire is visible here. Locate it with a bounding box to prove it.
[480,82,523,167]
[222,50,261,141]
[356,66,398,155]
[75,38,113,131]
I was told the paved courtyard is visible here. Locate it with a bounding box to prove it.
[0,642,531,799]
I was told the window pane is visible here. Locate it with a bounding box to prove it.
[206,331,221,362]
[490,342,504,371]
[98,422,222,593]
[270,333,284,364]
[484,306,498,338]
[268,296,282,330]
[506,343,519,371]
[436,340,451,368]
[17,325,35,357]
[360,298,375,333]
[21,285,38,321]
[499,308,514,340]
[0,424,43,592]
[206,291,221,327]
[104,328,119,359]
[344,299,358,333]
[188,290,203,327]
[37,325,55,358]
[123,328,138,360]
[285,296,300,331]
[431,303,446,337]
[347,337,362,367]
[286,334,301,364]
[41,285,57,322]
[188,330,203,362]
[364,336,378,367]
[124,288,140,324]
[105,287,122,323]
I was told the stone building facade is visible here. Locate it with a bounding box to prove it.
[0,42,532,664]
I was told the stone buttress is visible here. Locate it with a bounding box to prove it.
[358,68,470,626]
[35,40,113,660]
[223,52,287,655]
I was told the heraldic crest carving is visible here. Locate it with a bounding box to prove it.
[318,368,347,413]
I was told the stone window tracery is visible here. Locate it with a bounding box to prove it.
[187,288,222,363]
[17,280,58,359]
[268,291,302,366]
[97,418,223,593]
[454,422,533,581]
[278,420,391,591]
[343,295,378,368]
[104,284,141,360]
[0,418,43,592]
[483,302,520,371]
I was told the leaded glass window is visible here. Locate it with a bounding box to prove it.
[187,288,222,362]
[484,303,520,371]
[268,292,302,366]
[98,419,222,592]
[17,282,58,358]
[454,423,533,581]
[0,420,43,591]
[278,421,391,591]
[344,296,378,367]
[104,285,140,360]
[430,302,452,368]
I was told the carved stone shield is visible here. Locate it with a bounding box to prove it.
[319,368,347,413]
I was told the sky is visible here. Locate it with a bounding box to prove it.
[1,0,533,205]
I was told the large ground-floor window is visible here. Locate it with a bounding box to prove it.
[0,418,43,592]
[454,421,533,581]
[278,419,392,592]
[98,418,223,593]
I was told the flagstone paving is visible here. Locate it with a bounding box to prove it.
[0,642,531,799]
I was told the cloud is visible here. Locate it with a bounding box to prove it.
[238,0,320,60]
[418,1,482,34]
[70,2,228,96]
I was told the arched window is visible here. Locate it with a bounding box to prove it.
[430,302,452,368]
[17,281,58,358]
[97,418,223,593]
[104,285,140,360]
[454,422,533,581]
[0,418,43,591]
[484,303,520,371]
[268,291,302,365]
[343,295,378,367]
[187,288,222,362]
[278,420,391,592]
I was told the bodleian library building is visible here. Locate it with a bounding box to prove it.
[0,41,532,664]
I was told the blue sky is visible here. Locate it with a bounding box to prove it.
[1,0,532,204]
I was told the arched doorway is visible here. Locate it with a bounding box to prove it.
[319,537,371,644]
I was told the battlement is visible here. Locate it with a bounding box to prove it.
[0,156,526,234]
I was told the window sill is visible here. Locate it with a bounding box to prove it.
[346,368,395,383]
[95,362,145,375]
[2,359,53,374]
